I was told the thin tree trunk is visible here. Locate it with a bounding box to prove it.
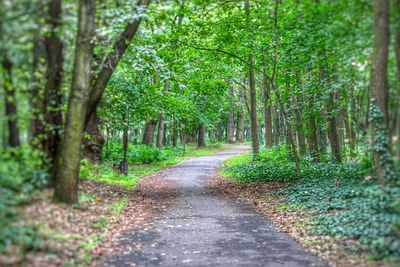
[326,92,342,162]
[263,75,273,147]
[44,0,64,181]
[172,117,178,147]
[370,0,395,184]
[227,87,235,143]
[236,86,245,142]
[273,105,280,146]
[31,4,46,147]
[2,53,20,147]
[197,123,206,147]
[156,113,165,148]
[248,54,260,156]
[307,97,319,161]
[54,0,96,203]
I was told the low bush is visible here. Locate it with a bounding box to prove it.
[224,146,400,261]
[103,141,181,165]
[0,146,48,254]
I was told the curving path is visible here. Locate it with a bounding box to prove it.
[102,146,328,267]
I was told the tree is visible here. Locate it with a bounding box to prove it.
[54,0,96,203]
[369,0,395,184]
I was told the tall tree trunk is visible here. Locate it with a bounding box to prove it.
[293,96,306,156]
[248,55,259,156]
[236,113,244,142]
[307,97,319,161]
[236,86,245,142]
[227,87,235,143]
[273,104,280,146]
[197,123,206,147]
[156,113,165,148]
[370,0,395,184]
[31,3,46,147]
[172,117,178,147]
[263,75,273,147]
[273,84,300,175]
[44,0,64,181]
[2,53,20,147]
[142,119,157,145]
[326,92,342,162]
[54,0,96,203]
[156,81,169,148]
[245,0,259,156]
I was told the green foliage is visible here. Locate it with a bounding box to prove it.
[103,141,180,165]
[80,159,139,189]
[225,146,400,260]
[0,146,48,254]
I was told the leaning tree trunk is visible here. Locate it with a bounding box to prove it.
[54,0,96,204]
[370,0,395,184]
[2,52,20,148]
[85,0,151,125]
[197,123,206,147]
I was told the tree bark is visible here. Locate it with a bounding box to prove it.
[44,0,64,181]
[31,4,46,147]
[54,0,96,203]
[197,123,206,147]
[248,54,260,156]
[227,87,235,143]
[2,53,20,147]
[326,92,342,162]
[85,0,151,124]
[370,0,395,184]
[142,119,157,145]
[263,75,273,147]
[156,113,165,148]
[236,86,245,142]
[172,117,178,147]
[307,97,319,161]
[273,104,280,146]
[82,110,104,163]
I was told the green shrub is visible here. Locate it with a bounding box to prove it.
[103,141,181,165]
[0,146,48,253]
[225,145,400,260]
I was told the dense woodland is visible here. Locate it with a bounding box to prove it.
[1,0,400,265]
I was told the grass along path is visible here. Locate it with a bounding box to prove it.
[80,143,230,189]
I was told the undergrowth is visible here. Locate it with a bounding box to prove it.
[0,145,48,255]
[223,145,400,261]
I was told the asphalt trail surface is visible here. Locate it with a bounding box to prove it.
[103,146,328,267]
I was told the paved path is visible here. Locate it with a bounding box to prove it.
[103,146,328,267]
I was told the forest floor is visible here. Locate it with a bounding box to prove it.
[92,146,327,267]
